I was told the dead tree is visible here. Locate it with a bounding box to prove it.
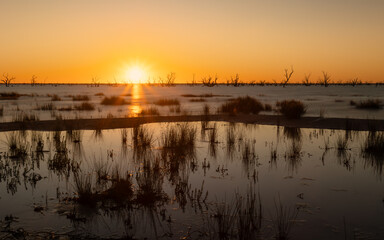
[302,74,311,86]
[31,75,37,86]
[281,67,294,87]
[166,72,176,86]
[1,73,15,87]
[320,71,331,87]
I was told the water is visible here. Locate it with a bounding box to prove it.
[0,121,383,239]
[0,84,383,122]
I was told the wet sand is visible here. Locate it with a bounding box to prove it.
[0,114,383,132]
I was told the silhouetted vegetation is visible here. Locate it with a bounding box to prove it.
[71,95,90,101]
[220,96,264,115]
[154,98,180,106]
[74,102,95,111]
[0,92,20,100]
[354,99,382,109]
[276,100,306,119]
[101,96,129,105]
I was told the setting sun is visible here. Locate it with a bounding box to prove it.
[125,65,146,84]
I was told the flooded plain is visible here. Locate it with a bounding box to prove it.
[0,121,383,239]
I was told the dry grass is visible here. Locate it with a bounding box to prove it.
[74,102,95,111]
[276,100,306,119]
[220,96,264,115]
[101,96,129,105]
[154,98,180,106]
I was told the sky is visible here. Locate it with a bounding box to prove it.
[0,0,383,84]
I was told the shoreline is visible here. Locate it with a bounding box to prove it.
[0,114,383,132]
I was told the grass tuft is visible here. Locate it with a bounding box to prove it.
[276,100,306,119]
[220,96,264,115]
[154,98,180,106]
[101,96,129,105]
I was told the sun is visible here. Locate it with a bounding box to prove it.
[125,65,146,84]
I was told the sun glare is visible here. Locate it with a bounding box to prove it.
[125,66,145,84]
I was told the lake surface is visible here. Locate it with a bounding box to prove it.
[0,121,383,239]
[0,84,383,122]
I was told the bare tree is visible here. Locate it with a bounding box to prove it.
[281,67,294,87]
[166,72,176,86]
[319,71,331,87]
[91,76,100,87]
[302,73,311,86]
[202,75,218,87]
[31,75,37,86]
[230,73,241,87]
[1,73,15,87]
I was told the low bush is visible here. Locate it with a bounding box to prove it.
[219,96,264,115]
[355,99,381,109]
[101,96,129,105]
[154,98,180,106]
[276,100,306,119]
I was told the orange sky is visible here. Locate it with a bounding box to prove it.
[1,0,384,83]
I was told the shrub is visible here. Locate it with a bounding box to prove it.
[355,99,381,109]
[219,96,264,115]
[154,98,180,106]
[74,102,95,111]
[276,100,306,119]
[0,92,20,100]
[72,95,90,101]
[51,94,61,101]
[101,96,129,105]
[139,107,160,116]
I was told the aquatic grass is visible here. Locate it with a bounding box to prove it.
[6,132,28,159]
[362,132,384,175]
[219,96,264,115]
[355,99,381,109]
[36,102,55,111]
[276,100,306,119]
[74,102,95,111]
[71,95,90,101]
[74,172,96,205]
[272,198,300,240]
[12,112,39,122]
[139,107,160,116]
[0,92,21,100]
[121,128,128,145]
[132,124,153,150]
[101,96,129,105]
[153,98,180,106]
[50,94,61,101]
[189,98,206,102]
[237,187,262,240]
[0,105,4,116]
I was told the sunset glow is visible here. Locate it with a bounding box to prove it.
[125,66,146,84]
[0,1,383,83]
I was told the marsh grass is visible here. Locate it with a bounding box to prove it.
[276,100,306,119]
[12,112,39,122]
[0,105,3,117]
[132,125,153,156]
[71,95,90,101]
[50,94,61,101]
[74,102,95,111]
[0,92,21,100]
[74,172,95,205]
[154,98,180,106]
[272,198,300,240]
[6,132,28,159]
[190,98,206,102]
[355,99,381,109]
[36,102,55,111]
[139,107,160,116]
[220,96,264,115]
[362,132,384,175]
[121,128,128,145]
[101,96,129,105]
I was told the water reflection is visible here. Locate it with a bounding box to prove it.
[0,124,383,239]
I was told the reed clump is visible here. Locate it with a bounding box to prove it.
[355,99,381,109]
[101,96,129,105]
[276,100,306,119]
[71,95,90,101]
[139,107,160,116]
[154,98,180,106]
[219,96,264,115]
[74,102,95,111]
